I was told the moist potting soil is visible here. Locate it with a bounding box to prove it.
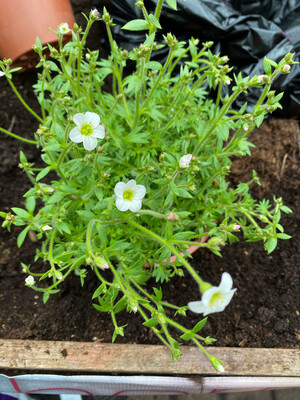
[0,69,299,350]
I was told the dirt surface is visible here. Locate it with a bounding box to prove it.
[0,0,300,351]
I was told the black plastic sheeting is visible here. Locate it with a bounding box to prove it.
[93,0,300,116]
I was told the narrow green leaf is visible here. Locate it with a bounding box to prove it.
[25,196,36,214]
[148,14,162,29]
[255,114,265,127]
[19,151,28,164]
[12,207,31,219]
[43,292,50,304]
[93,303,112,312]
[191,317,208,333]
[114,296,127,314]
[263,57,272,75]
[122,19,149,31]
[166,0,177,10]
[36,166,52,182]
[180,332,193,341]
[177,188,193,198]
[280,205,293,214]
[92,283,106,299]
[153,287,163,302]
[143,318,159,328]
[265,237,277,253]
[144,33,155,47]
[56,221,71,234]
[145,61,162,70]
[17,226,30,247]
[277,233,292,240]
[169,181,179,195]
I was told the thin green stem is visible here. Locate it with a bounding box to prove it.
[48,227,58,273]
[241,208,262,231]
[138,306,171,348]
[56,142,73,169]
[165,317,206,342]
[213,82,223,119]
[111,309,118,328]
[193,90,241,156]
[142,47,174,110]
[106,23,132,126]
[7,78,44,124]
[126,218,205,287]
[0,127,37,144]
[133,210,168,219]
[132,57,145,129]
[94,266,112,286]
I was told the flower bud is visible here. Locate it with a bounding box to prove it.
[168,213,175,221]
[189,182,196,192]
[164,33,178,48]
[282,64,291,73]
[257,74,265,83]
[207,237,223,249]
[90,8,99,20]
[135,0,144,9]
[25,275,35,286]
[102,12,113,25]
[209,356,225,373]
[121,49,129,60]
[73,23,80,32]
[94,256,109,269]
[203,41,214,48]
[284,53,294,63]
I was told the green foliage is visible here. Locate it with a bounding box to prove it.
[0,0,295,369]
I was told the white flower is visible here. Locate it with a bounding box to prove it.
[59,23,70,35]
[42,225,53,231]
[114,179,146,212]
[188,272,236,316]
[25,275,35,286]
[179,154,193,168]
[0,71,5,77]
[69,112,105,151]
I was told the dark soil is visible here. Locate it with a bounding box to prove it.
[0,0,299,351]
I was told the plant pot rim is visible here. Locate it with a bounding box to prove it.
[0,0,75,70]
[0,339,299,377]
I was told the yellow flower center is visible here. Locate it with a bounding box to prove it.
[123,189,135,201]
[209,292,224,307]
[80,123,93,136]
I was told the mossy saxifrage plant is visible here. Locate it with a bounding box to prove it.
[0,0,295,371]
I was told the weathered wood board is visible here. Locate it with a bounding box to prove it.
[0,340,299,376]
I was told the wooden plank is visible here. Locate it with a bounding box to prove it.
[0,340,299,376]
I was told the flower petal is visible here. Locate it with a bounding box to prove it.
[187,301,205,314]
[134,184,146,199]
[93,125,105,139]
[116,198,129,212]
[126,179,137,191]
[85,112,100,127]
[83,136,97,151]
[219,272,233,292]
[73,113,85,127]
[114,182,126,197]
[201,287,219,305]
[128,199,142,212]
[223,289,237,308]
[69,128,83,143]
